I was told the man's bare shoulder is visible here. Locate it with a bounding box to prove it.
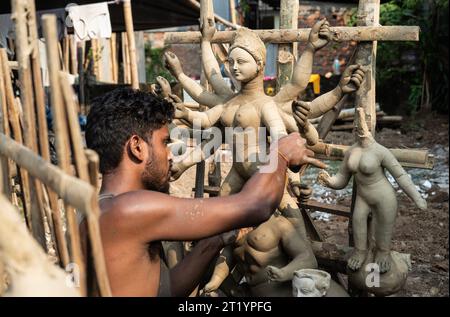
[99,190,173,222]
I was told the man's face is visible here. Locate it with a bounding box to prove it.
[141,125,172,193]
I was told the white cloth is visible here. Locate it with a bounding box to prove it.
[66,2,112,42]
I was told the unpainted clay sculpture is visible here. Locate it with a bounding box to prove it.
[347,248,411,296]
[166,10,334,295]
[317,108,427,274]
[203,210,318,297]
[292,269,330,297]
[292,268,349,297]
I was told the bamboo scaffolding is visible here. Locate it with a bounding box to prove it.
[42,14,86,296]
[122,0,139,89]
[164,25,420,44]
[12,0,47,249]
[0,133,112,296]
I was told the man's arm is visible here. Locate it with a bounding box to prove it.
[106,134,325,243]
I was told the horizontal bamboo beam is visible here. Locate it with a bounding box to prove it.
[308,142,434,169]
[164,26,420,44]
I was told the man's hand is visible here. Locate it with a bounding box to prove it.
[200,16,216,42]
[338,64,365,94]
[307,19,331,51]
[164,51,183,78]
[276,133,327,170]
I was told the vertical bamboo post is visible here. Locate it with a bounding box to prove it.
[354,0,379,134]
[91,39,100,80]
[85,149,100,189]
[229,0,237,25]
[69,35,77,75]
[0,50,30,210]
[121,32,131,84]
[123,0,139,89]
[12,0,47,248]
[63,36,70,72]
[42,14,86,296]
[28,0,60,256]
[276,0,299,91]
[0,63,11,197]
[59,71,89,182]
[77,42,86,115]
[110,33,118,83]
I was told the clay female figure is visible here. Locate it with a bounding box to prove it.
[202,210,317,297]
[317,108,427,273]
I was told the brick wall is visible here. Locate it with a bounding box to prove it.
[297,1,357,75]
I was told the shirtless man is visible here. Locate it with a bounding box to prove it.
[84,88,325,297]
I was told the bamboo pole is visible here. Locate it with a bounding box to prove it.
[85,149,100,190]
[91,39,100,80]
[42,14,86,296]
[0,133,112,296]
[63,36,70,73]
[277,0,299,91]
[77,42,86,115]
[229,0,237,25]
[110,33,118,83]
[28,0,60,257]
[164,25,420,44]
[122,0,139,89]
[59,71,90,183]
[187,0,239,29]
[354,0,380,134]
[69,35,77,75]
[12,0,47,248]
[308,142,434,169]
[121,32,131,84]
[0,50,32,218]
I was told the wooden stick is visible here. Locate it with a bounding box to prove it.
[110,33,118,83]
[277,0,299,91]
[0,133,112,296]
[122,0,139,89]
[63,36,70,73]
[77,42,86,115]
[85,149,100,189]
[229,0,237,25]
[0,50,32,221]
[12,0,47,248]
[42,14,86,296]
[164,25,420,44]
[28,0,60,258]
[188,0,239,29]
[121,32,131,84]
[308,141,434,169]
[59,71,90,182]
[91,39,100,80]
[69,35,77,75]
[354,0,380,134]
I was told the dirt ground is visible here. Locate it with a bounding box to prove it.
[170,111,449,297]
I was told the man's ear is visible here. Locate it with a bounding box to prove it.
[127,135,147,163]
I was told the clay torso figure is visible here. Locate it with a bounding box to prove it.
[317,108,427,274]
[231,213,317,297]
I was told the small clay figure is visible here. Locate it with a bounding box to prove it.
[202,210,318,297]
[317,108,427,273]
[292,269,330,297]
[292,269,349,297]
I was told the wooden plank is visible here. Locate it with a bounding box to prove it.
[164,26,420,44]
[303,200,351,218]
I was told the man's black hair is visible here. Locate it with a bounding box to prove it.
[86,88,174,174]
